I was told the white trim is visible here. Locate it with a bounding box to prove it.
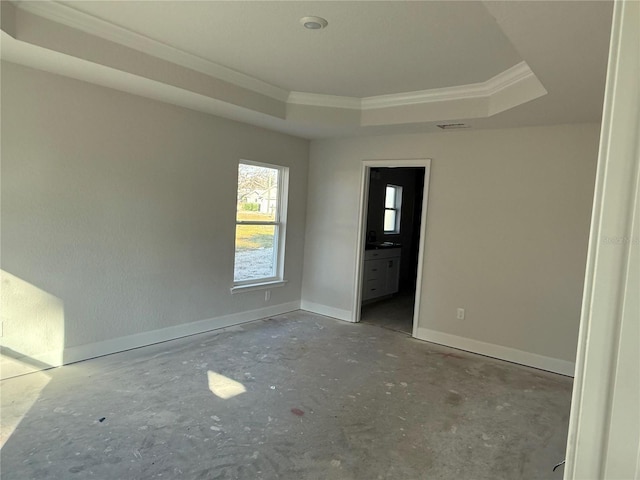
[230,280,287,294]
[233,160,289,289]
[483,61,537,96]
[300,301,352,322]
[16,0,290,102]
[416,328,576,377]
[362,84,481,110]
[352,159,432,335]
[382,184,403,234]
[287,92,361,110]
[352,165,370,320]
[287,63,542,112]
[564,1,640,478]
[411,164,432,339]
[63,301,301,366]
[360,62,540,110]
[24,350,63,368]
[0,349,64,380]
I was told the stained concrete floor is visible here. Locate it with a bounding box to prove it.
[1,311,572,479]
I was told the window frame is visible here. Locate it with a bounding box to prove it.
[383,184,403,235]
[232,160,289,292]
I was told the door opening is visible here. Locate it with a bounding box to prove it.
[353,160,431,338]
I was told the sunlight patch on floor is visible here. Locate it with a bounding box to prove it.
[0,370,51,449]
[207,370,246,399]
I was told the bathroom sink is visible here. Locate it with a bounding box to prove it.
[366,241,402,250]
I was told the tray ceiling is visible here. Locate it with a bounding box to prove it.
[1,1,613,139]
[55,1,523,98]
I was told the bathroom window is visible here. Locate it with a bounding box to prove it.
[233,161,289,290]
[383,184,402,234]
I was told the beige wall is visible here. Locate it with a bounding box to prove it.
[302,124,599,369]
[0,62,309,361]
[0,61,601,376]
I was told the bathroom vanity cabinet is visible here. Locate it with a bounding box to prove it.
[362,248,401,301]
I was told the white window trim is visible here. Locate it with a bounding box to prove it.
[232,160,289,291]
[230,280,288,294]
[383,184,403,234]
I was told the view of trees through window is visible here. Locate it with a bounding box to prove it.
[234,163,281,283]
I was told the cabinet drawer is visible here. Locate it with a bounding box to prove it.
[362,278,385,301]
[363,259,385,281]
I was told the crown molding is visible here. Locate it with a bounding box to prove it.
[484,61,541,96]
[287,62,540,111]
[287,92,361,110]
[361,83,484,110]
[14,0,290,102]
[361,62,538,110]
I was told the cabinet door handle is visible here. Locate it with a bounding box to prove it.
[388,260,393,267]
[372,268,378,272]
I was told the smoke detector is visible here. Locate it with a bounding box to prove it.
[300,16,328,30]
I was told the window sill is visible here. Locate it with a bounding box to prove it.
[230,280,287,294]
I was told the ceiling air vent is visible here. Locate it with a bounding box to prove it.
[436,123,470,130]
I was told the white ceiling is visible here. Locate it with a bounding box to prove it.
[56,0,523,98]
[1,1,613,139]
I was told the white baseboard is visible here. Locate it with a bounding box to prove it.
[0,349,64,380]
[63,301,301,366]
[22,349,64,368]
[300,300,353,322]
[416,327,576,377]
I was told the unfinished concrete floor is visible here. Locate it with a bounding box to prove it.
[1,311,572,479]
[360,291,416,334]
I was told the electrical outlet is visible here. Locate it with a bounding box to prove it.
[456,308,465,320]
[265,290,271,302]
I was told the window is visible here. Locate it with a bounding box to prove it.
[233,161,288,288]
[383,184,403,234]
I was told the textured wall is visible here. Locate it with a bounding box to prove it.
[0,62,309,353]
[302,124,599,364]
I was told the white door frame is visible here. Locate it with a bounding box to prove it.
[352,159,431,339]
[564,1,639,478]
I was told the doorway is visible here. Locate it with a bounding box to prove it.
[353,160,431,337]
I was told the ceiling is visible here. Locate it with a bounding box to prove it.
[1,1,613,139]
[56,1,523,98]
